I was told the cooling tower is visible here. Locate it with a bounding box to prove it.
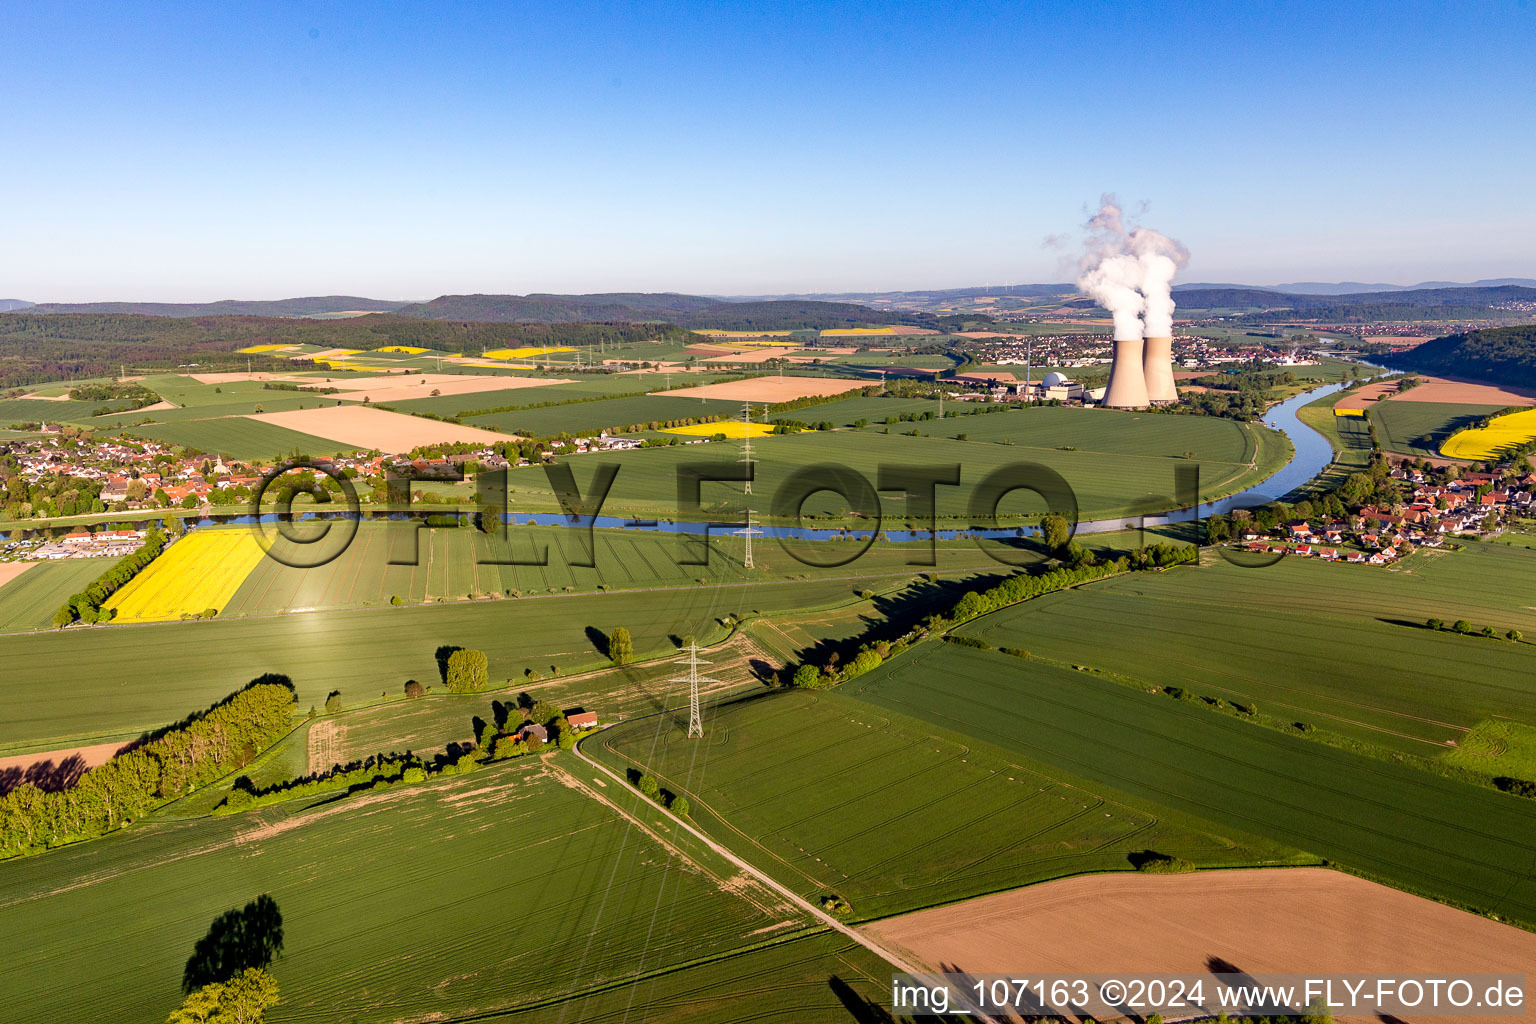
[1142,336,1178,404]
[1103,338,1149,408]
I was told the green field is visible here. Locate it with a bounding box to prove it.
[0,397,135,424]
[387,373,738,419]
[842,641,1536,927]
[0,533,1017,752]
[0,559,115,630]
[951,549,1536,753]
[117,417,355,459]
[0,757,889,1023]
[593,688,1305,920]
[1369,400,1510,458]
[497,419,1287,525]
[222,522,1011,618]
[1293,391,1375,495]
[468,393,745,435]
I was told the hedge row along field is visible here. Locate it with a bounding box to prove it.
[841,642,1536,928]
[0,679,296,858]
[54,528,166,626]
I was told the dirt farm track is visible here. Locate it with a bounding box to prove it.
[861,868,1536,1023]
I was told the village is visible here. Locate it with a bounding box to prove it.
[1227,464,1535,564]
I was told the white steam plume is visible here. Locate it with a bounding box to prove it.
[1078,253,1145,340]
[1076,194,1189,338]
[1129,228,1189,337]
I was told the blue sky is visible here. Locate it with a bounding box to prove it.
[2,1,1533,301]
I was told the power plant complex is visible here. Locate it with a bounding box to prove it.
[1103,332,1179,408]
[1077,197,1186,409]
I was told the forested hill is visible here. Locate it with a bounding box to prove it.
[396,293,959,330]
[1390,325,1536,388]
[1171,284,1536,321]
[0,314,688,390]
[21,296,408,317]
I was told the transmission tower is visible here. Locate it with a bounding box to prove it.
[734,508,763,569]
[670,641,719,738]
[739,402,754,494]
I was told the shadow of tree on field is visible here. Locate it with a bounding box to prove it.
[183,894,284,993]
[0,754,90,796]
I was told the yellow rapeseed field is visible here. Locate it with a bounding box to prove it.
[104,530,267,623]
[1441,408,1536,460]
[1334,408,1366,417]
[483,346,576,359]
[373,345,431,354]
[820,327,896,336]
[236,344,292,354]
[694,330,794,338]
[662,420,776,438]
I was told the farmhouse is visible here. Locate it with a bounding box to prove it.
[564,708,599,730]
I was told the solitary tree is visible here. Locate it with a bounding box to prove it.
[638,773,660,800]
[609,627,634,666]
[168,967,280,1024]
[1041,514,1071,553]
[446,649,489,692]
[670,795,691,817]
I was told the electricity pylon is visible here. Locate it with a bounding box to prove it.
[671,641,719,738]
[734,508,763,569]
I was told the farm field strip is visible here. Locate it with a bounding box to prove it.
[0,760,817,1023]
[862,868,1536,981]
[0,570,933,750]
[104,529,267,623]
[497,427,1285,523]
[0,560,117,631]
[1442,407,1536,459]
[594,690,1302,920]
[843,643,1536,927]
[956,579,1536,751]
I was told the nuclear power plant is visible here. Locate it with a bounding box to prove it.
[1103,335,1150,408]
[1076,197,1187,409]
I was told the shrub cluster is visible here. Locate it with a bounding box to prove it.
[0,679,296,857]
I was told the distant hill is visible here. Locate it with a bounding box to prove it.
[395,292,720,323]
[1178,278,1536,295]
[397,292,949,330]
[730,285,1075,302]
[1171,284,1536,321]
[1389,325,1536,388]
[0,299,33,312]
[20,296,407,318]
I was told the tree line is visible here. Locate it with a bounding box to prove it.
[788,544,1196,688]
[0,678,298,858]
